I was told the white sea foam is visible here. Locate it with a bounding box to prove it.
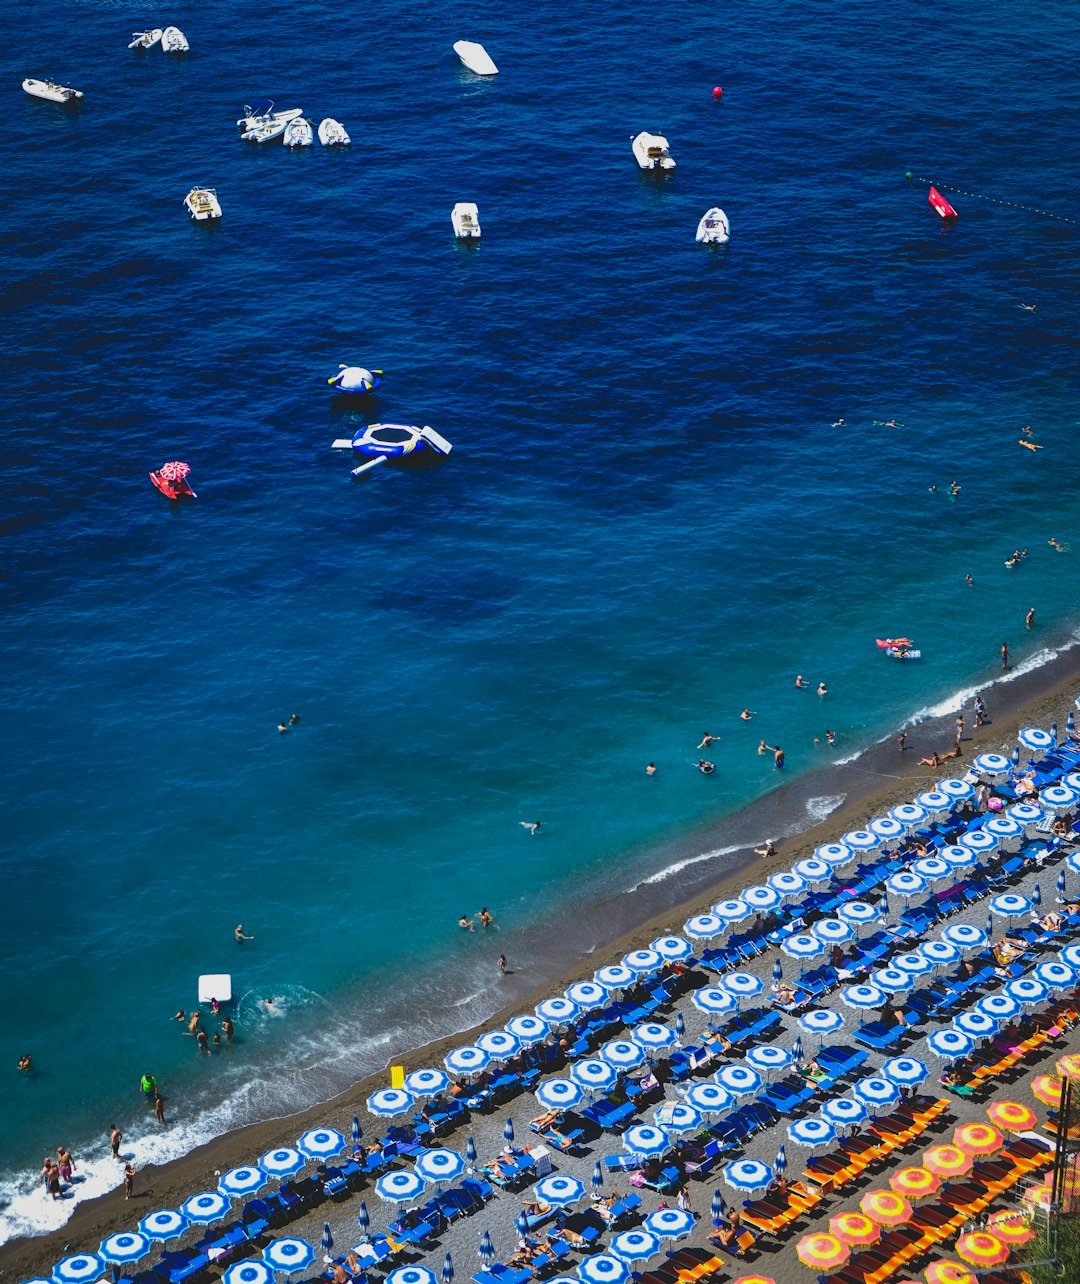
[806,794,846,822]
[632,842,746,889]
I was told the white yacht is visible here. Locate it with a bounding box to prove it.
[160,26,189,53]
[283,117,313,147]
[242,117,288,143]
[128,29,163,50]
[631,131,675,170]
[453,40,498,75]
[318,118,350,145]
[184,186,222,221]
[22,78,83,104]
[695,207,729,243]
[451,202,481,239]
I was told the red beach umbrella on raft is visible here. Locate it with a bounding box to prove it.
[159,461,191,482]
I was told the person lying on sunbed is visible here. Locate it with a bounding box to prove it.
[773,983,799,1008]
[798,1057,827,1082]
[531,1110,562,1131]
[1036,910,1065,931]
[522,1198,552,1218]
[709,1209,743,1247]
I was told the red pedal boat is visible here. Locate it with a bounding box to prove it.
[150,461,197,498]
[928,186,958,219]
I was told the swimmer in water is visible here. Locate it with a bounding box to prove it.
[825,729,836,745]
[187,1011,202,1035]
[757,739,768,755]
[1017,303,1037,312]
[794,675,807,688]
[1049,537,1069,552]
[928,484,938,492]
[1021,424,1034,436]
[458,914,475,931]
[519,822,541,836]
[874,419,903,428]
[645,762,656,775]
[277,722,288,733]
[817,682,827,696]
[697,733,720,749]
[18,1054,32,1072]
[1019,439,1043,451]
[288,713,300,725]
[949,481,961,496]
[235,924,254,942]
[739,709,753,720]
[831,418,845,428]
[697,759,715,774]
[965,572,974,586]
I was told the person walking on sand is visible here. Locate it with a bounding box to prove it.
[124,1163,135,1200]
[110,1125,123,1159]
[235,924,254,942]
[1026,607,1035,629]
[1001,642,1009,670]
[954,716,964,746]
[57,1146,75,1184]
[897,731,908,752]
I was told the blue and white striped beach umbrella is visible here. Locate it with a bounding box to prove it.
[53,1257,104,1284]
[445,1044,491,1076]
[685,1082,734,1115]
[297,1128,345,1160]
[811,917,854,945]
[477,1031,522,1061]
[822,1097,867,1127]
[684,914,726,940]
[366,1088,416,1118]
[566,981,610,1010]
[388,1268,436,1284]
[623,949,663,975]
[577,1254,630,1284]
[376,1170,427,1203]
[919,939,960,968]
[99,1233,149,1266]
[799,1008,844,1038]
[623,1124,671,1157]
[868,971,909,999]
[723,1158,774,1193]
[352,1114,362,1145]
[927,1029,975,1060]
[746,1044,794,1075]
[571,1058,618,1094]
[536,998,580,1026]
[793,858,833,883]
[958,829,998,855]
[632,1022,676,1052]
[592,1159,604,1192]
[842,983,886,1010]
[891,803,929,829]
[869,818,906,844]
[506,1014,550,1044]
[535,1077,584,1111]
[713,898,753,924]
[1070,852,1080,875]
[1019,727,1055,752]
[742,885,782,912]
[991,893,1032,919]
[710,1187,726,1225]
[405,1068,451,1097]
[262,1237,313,1273]
[942,922,987,951]
[838,900,881,928]
[478,1231,495,1268]
[882,1057,928,1087]
[610,1230,662,1264]
[787,1117,837,1148]
[892,952,934,978]
[223,1262,274,1284]
[416,1148,466,1185]
[817,841,857,865]
[644,1208,695,1240]
[1060,944,1080,969]
[973,753,1011,776]
[691,986,737,1016]
[654,1102,703,1133]
[854,1076,900,1109]
[443,1252,454,1284]
[652,935,694,962]
[768,871,808,898]
[916,790,953,816]
[219,1166,268,1199]
[1042,784,1080,813]
[977,993,1021,1022]
[913,856,952,882]
[940,844,979,870]
[985,816,1025,844]
[357,1201,370,1235]
[937,778,975,801]
[782,933,825,960]
[1009,802,1046,829]
[843,830,881,852]
[181,1191,231,1224]
[1008,974,1052,1003]
[600,1039,645,1069]
[536,1174,586,1207]
[595,963,638,990]
[715,1064,763,1097]
[139,1210,188,1240]
[887,871,927,899]
[503,1116,515,1145]
[720,971,765,1001]
[955,1011,999,1040]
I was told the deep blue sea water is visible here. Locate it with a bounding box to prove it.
[2,0,1078,1241]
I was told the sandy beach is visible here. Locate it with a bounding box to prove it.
[3,648,1079,1280]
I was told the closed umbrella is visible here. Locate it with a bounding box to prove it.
[443,1254,454,1284]
[515,1210,529,1239]
[351,1114,363,1145]
[592,1160,604,1192]
[465,1137,477,1168]
[503,1117,515,1145]
[1058,868,1067,901]
[322,1223,333,1254]
[772,956,784,985]
[357,1202,370,1236]
[774,1144,787,1175]
[792,1034,803,1062]
[710,1187,726,1225]
[674,1011,686,1041]
[478,1232,495,1269]
[405,1069,450,1097]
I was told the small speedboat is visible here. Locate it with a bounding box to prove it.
[184,186,221,221]
[22,77,83,104]
[160,26,189,53]
[128,29,163,50]
[451,202,481,239]
[329,365,382,393]
[150,461,196,499]
[237,101,302,131]
[318,118,350,146]
[453,40,498,75]
[242,117,288,143]
[282,117,313,148]
[631,131,675,170]
[696,207,729,244]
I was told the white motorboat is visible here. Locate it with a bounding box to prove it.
[184,186,222,221]
[283,117,313,147]
[22,77,83,104]
[160,26,189,53]
[242,117,288,143]
[318,117,350,146]
[128,29,163,50]
[451,202,481,239]
[236,101,303,131]
[453,40,498,75]
[631,131,675,170]
[696,207,729,244]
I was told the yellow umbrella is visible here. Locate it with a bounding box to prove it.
[889,1166,941,1200]
[986,1101,1037,1132]
[1057,1052,1080,1080]
[796,1233,850,1271]
[829,1212,880,1247]
[955,1231,1010,1268]
[953,1122,1004,1156]
[924,1263,975,1284]
[859,1188,914,1226]
[923,1144,973,1179]
[1032,1074,1063,1105]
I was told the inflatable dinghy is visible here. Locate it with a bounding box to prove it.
[453,40,498,75]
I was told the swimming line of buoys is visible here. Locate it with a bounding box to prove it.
[905,173,1079,224]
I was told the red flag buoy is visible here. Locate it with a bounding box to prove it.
[712,86,723,99]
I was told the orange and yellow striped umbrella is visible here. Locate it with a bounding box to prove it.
[1058,1053,1080,1080]
[859,1188,913,1226]
[1022,1184,1053,1213]
[953,1122,1004,1156]
[923,1144,973,1178]
[955,1231,1010,1268]
[1032,1074,1063,1105]
[731,1277,777,1284]
[796,1233,850,1271]
[985,1214,1035,1246]
[829,1212,881,1247]
[924,1262,975,1284]
[889,1166,940,1199]
[986,1101,1037,1132]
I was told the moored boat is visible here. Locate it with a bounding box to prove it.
[451,202,481,239]
[318,118,350,145]
[128,29,163,50]
[237,101,302,131]
[150,461,196,498]
[453,40,498,75]
[160,26,189,53]
[184,186,221,221]
[695,207,729,243]
[242,117,288,144]
[282,117,313,147]
[22,77,83,104]
[631,131,675,170]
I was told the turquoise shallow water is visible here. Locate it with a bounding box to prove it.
[1,0,1079,1241]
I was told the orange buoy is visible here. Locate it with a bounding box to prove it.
[712,86,723,99]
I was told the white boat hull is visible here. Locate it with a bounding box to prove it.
[22,77,83,104]
[696,207,729,243]
[161,25,189,53]
[453,40,498,75]
[242,118,288,143]
[283,118,313,147]
[318,118,351,145]
[631,131,675,170]
[451,202,481,238]
[128,28,163,50]
[184,187,222,221]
